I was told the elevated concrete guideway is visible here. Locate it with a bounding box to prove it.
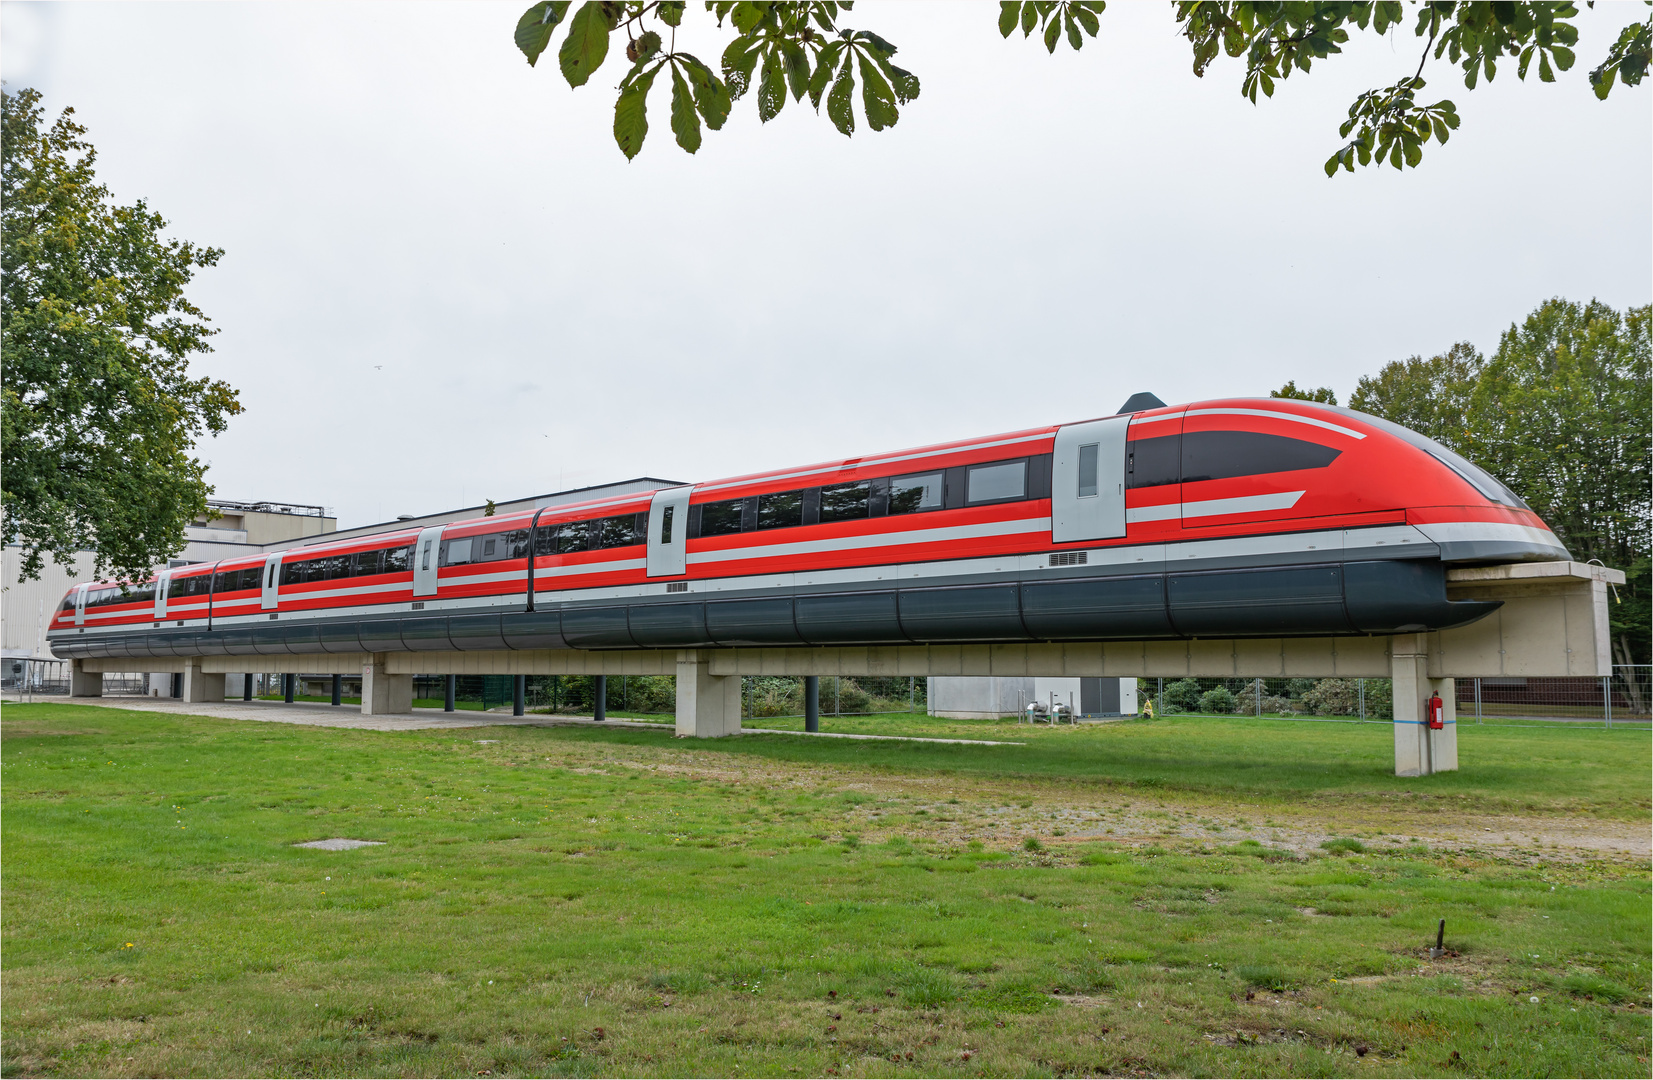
[69,561,1623,777]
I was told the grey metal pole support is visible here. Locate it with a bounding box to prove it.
[244,673,253,701]
[331,674,342,706]
[805,675,820,733]
[1604,676,1613,729]
[513,675,526,717]
[594,675,607,722]
[445,674,456,713]
[283,674,295,704]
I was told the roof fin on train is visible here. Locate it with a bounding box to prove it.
[1117,392,1166,414]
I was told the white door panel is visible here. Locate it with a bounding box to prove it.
[74,584,88,627]
[413,526,444,597]
[154,572,171,619]
[261,554,283,610]
[647,486,693,578]
[1052,416,1130,543]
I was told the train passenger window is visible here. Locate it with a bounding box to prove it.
[1077,444,1099,498]
[244,567,265,591]
[1181,430,1341,483]
[443,537,474,566]
[554,520,591,554]
[1126,435,1182,489]
[819,481,870,523]
[699,499,745,537]
[383,545,412,573]
[504,529,530,559]
[660,505,675,545]
[351,550,383,577]
[593,514,643,549]
[888,472,944,515]
[280,562,305,586]
[756,490,804,531]
[480,535,498,559]
[60,593,77,612]
[966,460,1027,505]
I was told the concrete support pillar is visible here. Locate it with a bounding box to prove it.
[444,674,456,713]
[181,658,225,703]
[674,650,741,738]
[594,675,607,721]
[283,674,295,703]
[243,673,254,701]
[70,659,102,698]
[331,674,343,707]
[361,654,412,716]
[513,675,526,717]
[1391,633,1458,777]
[804,675,820,733]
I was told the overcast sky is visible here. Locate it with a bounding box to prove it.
[4,1,1648,529]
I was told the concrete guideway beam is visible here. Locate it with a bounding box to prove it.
[56,562,1617,764]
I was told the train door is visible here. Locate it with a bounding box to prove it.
[261,553,283,611]
[154,572,171,620]
[1051,415,1130,543]
[74,584,88,627]
[646,486,693,578]
[413,526,444,597]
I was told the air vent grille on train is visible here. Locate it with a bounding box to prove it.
[1049,551,1088,567]
[666,581,688,592]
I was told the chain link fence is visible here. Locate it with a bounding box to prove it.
[1140,666,1650,728]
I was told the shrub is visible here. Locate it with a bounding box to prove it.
[1023,836,1044,852]
[1162,678,1203,712]
[1197,686,1236,714]
[1300,678,1360,716]
[1320,837,1366,854]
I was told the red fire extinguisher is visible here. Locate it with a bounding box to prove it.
[1427,693,1445,730]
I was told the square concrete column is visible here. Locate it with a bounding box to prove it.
[1391,634,1458,777]
[70,659,102,698]
[181,658,225,703]
[361,655,412,715]
[675,650,741,738]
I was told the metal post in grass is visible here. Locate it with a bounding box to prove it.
[594,675,607,722]
[1255,678,1262,718]
[805,675,820,733]
[1475,678,1482,724]
[513,675,525,717]
[331,674,342,707]
[1157,677,1164,717]
[835,676,841,717]
[445,674,456,713]
[910,675,916,713]
[1603,676,1612,729]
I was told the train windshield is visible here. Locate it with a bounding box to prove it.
[1336,407,1530,510]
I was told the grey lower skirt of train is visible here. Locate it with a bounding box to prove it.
[52,558,1499,659]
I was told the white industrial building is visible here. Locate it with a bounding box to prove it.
[927,676,1138,719]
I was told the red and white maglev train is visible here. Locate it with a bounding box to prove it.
[48,395,1568,661]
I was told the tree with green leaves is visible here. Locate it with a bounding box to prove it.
[1270,380,1338,405]
[512,1,1650,167]
[1340,299,1651,668]
[2,88,241,586]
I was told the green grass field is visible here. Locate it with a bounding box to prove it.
[2,704,1648,1077]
